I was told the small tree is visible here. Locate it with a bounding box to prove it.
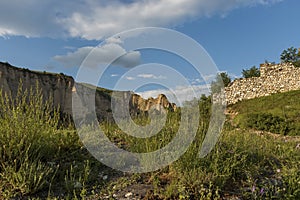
[280,47,300,67]
[242,66,260,78]
[210,72,231,93]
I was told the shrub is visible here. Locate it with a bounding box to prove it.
[244,113,290,135]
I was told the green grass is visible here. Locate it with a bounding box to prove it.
[0,85,108,199]
[98,120,299,199]
[0,84,299,199]
[230,89,300,115]
[230,89,300,135]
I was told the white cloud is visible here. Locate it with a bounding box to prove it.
[137,74,166,80]
[54,46,92,68]
[201,71,242,84]
[53,39,141,68]
[0,0,283,39]
[203,74,217,82]
[113,51,141,68]
[126,76,136,80]
[111,74,119,77]
[105,36,123,45]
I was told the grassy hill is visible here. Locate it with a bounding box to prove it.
[0,86,299,199]
[229,89,300,135]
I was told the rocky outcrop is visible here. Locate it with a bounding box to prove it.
[224,63,300,105]
[0,62,176,122]
[0,62,74,113]
[131,93,177,114]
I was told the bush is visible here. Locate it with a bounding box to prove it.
[244,113,290,135]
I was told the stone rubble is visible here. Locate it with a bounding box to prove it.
[224,63,300,105]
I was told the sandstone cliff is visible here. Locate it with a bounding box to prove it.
[131,93,177,114]
[0,62,176,122]
[0,62,74,114]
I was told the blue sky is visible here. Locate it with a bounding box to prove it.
[0,0,299,102]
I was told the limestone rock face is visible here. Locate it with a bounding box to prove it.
[131,93,177,114]
[0,62,176,121]
[0,62,74,114]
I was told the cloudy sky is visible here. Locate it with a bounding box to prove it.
[0,0,299,103]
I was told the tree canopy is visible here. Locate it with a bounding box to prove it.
[280,47,300,67]
[242,66,260,78]
[210,72,231,93]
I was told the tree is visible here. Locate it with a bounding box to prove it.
[210,72,231,93]
[280,47,300,66]
[242,66,260,78]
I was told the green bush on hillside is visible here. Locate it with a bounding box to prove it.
[244,113,290,135]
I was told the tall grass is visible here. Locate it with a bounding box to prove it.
[100,96,300,199]
[0,84,95,199]
[0,84,61,197]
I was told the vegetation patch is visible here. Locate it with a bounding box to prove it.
[0,84,299,199]
[230,89,300,136]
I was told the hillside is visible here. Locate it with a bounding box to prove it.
[228,89,300,136]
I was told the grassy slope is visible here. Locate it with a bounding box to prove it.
[229,89,300,117]
[229,89,300,135]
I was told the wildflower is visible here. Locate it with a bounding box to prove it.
[251,186,256,192]
[125,192,133,198]
[260,188,264,195]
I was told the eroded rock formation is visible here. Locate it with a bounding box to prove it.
[0,62,176,122]
[131,93,177,114]
[0,62,74,114]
